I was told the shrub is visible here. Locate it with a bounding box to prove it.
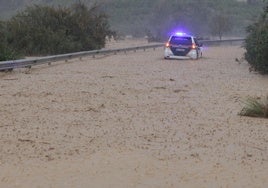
[239,96,268,118]
[0,21,19,61]
[0,47,18,61]
[244,2,268,74]
[5,2,115,56]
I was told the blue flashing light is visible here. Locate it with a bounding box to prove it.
[175,32,187,36]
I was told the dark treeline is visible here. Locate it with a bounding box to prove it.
[0,0,264,40]
[101,0,264,39]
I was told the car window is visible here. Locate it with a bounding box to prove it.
[170,36,192,45]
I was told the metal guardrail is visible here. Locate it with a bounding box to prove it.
[0,39,244,71]
[0,44,163,71]
[201,38,245,46]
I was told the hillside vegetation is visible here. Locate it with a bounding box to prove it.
[0,0,264,39]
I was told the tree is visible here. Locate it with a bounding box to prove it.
[244,1,268,74]
[210,13,232,40]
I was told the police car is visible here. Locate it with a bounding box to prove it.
[164,32,203,60]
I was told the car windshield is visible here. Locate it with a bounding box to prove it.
[170,36,192,45]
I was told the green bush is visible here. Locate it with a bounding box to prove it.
[0,47,18,61]
[5,2,115,56]
[0,21,19,61]
[244,3,268,74]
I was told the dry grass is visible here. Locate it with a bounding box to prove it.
[240,95,268,118]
